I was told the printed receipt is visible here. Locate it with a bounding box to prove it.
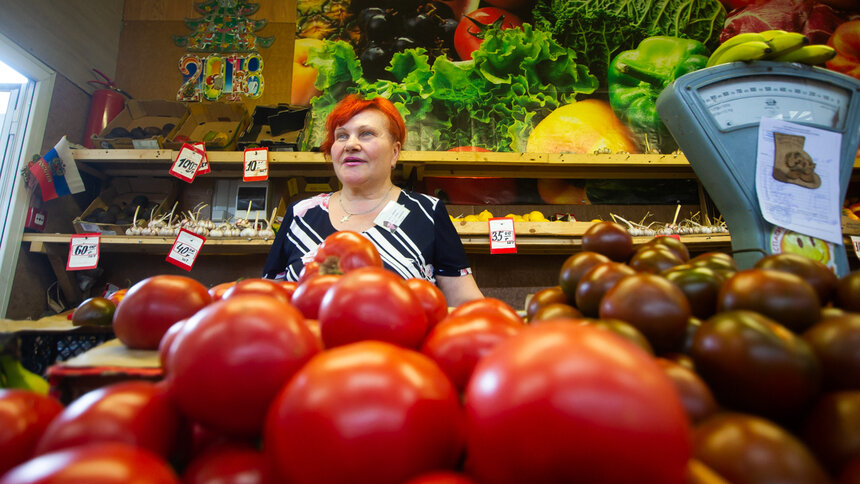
[755,117,843,245]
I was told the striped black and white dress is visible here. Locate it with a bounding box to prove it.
[262,190,472,282]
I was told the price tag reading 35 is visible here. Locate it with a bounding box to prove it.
[166,228,206,271]
[243,147,269,181]
[169,143,206,183]
[489,217,517,254]
[67,233,100,270]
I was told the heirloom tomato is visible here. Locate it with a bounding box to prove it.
[0,442,180,484]
[0,390,63,475]
[803,313,860,391]
[264,341,464,484]
[718,269,821,333]
[166,295,320,438]
[319,267,427,349]
[558,251,610,303]
[581,221,634,262]
[525,286,567,321]
[465,323,691,484]
[574,261,636,316]
[113,275,211,350]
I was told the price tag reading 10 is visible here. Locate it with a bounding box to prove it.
[244,147,269,181]
[169,143,206,183]
[67,233,100,270]
[166,228,206,271]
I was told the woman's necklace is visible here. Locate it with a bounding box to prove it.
[338,185,394,223]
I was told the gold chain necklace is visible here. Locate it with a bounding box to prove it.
[337,185,394,223]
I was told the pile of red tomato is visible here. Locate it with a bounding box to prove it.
[2,226,860,484]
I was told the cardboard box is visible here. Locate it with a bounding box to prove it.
[91,100,189,149]
[73,177,179,235]
[237,104,309,151]
[165,103,250,151]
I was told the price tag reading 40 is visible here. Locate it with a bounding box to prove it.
[244,147,269,181]
[489,217,517,254]
[166,228,206,271]
[67,233,100,270]
[169,143,206,183]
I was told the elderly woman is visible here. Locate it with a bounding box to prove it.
[263,94,483,306]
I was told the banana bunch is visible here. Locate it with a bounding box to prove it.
[707,30,836,68]
[0,354,50,394]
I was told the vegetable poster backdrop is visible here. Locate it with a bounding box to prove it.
[292,0,860,202]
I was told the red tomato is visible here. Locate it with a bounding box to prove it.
[35,381,183,459]
[465,323,691,484]
[278,280,298,300]
[264,341,464,484]
[421,315,523,392]
[290,274,341,320]
[207,282,235,302]
[445,297,523,327]
[182,442,277,484]
[113,275,211,350]
[0,442,180,484]
[221,278,292,304]
[403,472,479,484]
[166,295,321,438]
[158,319,186,371]
[454,7,523,61]
[313,230,383,275]
[405,278,449,331]
[107,288,127,306]
[319,267,428,349]
[0,390,63,475]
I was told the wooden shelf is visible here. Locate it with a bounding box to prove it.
[73,149,700,179]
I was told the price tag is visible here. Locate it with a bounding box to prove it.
[166,228,206,271]
[67,233,100,270]
[193,142,210,175]
[169,143,205,183]
[851,236,860,261]
[489,217,517,254]
[243,147,269,181]
[656,234,682,241]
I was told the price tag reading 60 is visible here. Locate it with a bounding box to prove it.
[167,228,206,271]
[67,233,100,270]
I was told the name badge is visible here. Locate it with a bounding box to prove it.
[374,201,409,233]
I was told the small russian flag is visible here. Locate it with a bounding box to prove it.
[28,136,85,201]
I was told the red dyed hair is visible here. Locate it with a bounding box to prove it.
[319,94,406,155]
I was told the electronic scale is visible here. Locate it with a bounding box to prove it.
[657,61,860,275]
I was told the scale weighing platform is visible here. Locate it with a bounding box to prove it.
[657,61,860,276]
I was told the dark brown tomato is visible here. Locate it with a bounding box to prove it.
[718,269,821,333]
[581,221,634,262]
[680,317,703,355]
[694,413,831,484]
[574,262,636,317]
[643,236,691,263]
[72,297,116,327]
[836,270,860,312]
[655,358,719,424]
[579,318,654,355]
[841,455,860,484]
[530,303,583,323]
[802,391,860,476]
[526,286,568,321]
[686,460,732,484]
[690,310,821,421]
[755,253,838,306]
[558,251,611,303]
[662,265,726,320]
[598,273,691,354]
[628,245,684,274]
[690,252,738,273]
[803,313,860,391]
[663,352,695,372]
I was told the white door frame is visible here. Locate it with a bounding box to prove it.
[0,32,55,317]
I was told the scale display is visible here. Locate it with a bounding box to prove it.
[657,61,860,275]
[698,75,850,131]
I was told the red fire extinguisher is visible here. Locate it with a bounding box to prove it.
[83,69,132,148]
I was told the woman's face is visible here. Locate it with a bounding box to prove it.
[330,108,400,189]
